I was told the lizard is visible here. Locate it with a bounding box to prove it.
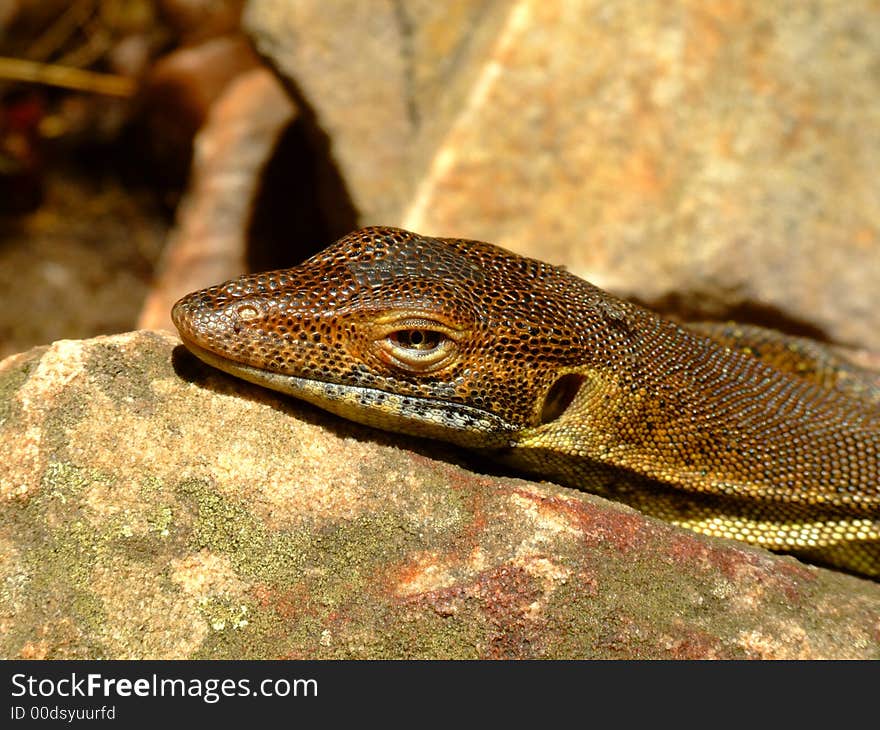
[171,226,880,579]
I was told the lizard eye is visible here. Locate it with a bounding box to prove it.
[375,320,460,373]
[389,329,443,351]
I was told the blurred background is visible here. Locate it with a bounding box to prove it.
[1,0,878,360]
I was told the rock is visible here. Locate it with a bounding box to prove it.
[244,0,512,225]
[244,0,880,349]
[138,69,296,332]
[139,34,262,190]
[1,332,878,659]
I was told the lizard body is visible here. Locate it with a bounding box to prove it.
[172,227,880,578]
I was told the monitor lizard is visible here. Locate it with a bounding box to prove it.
[172,226,880,578]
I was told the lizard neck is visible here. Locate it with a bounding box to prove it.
[513,309,879,510]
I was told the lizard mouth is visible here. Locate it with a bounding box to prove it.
[176,336,516,448]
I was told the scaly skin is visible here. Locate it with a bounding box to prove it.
[172,227,880,578]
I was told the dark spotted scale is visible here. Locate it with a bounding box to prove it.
[172,226,880,578]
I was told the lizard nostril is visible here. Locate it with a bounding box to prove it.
[237,304,261,320]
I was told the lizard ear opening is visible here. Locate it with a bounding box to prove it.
[539,374,585,424]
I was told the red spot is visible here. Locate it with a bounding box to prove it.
[511,487,656,553]
[398,563,546,659]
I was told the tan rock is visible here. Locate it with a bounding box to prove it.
[139,69,296,332]
[244,0,512,225]
[1,332,878,659]
[246,0,880,349]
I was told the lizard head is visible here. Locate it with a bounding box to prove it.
[172,226,633,447]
